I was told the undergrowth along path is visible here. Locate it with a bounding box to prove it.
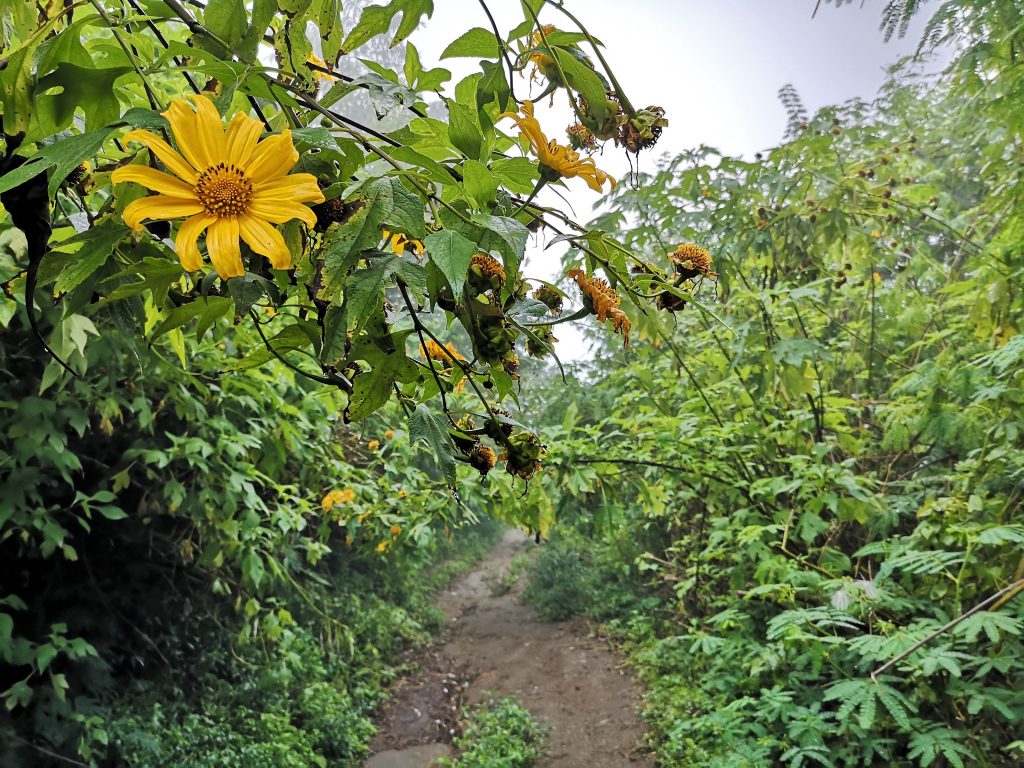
[366,529,653,767]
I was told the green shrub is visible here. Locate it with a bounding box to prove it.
[441,697,548,768]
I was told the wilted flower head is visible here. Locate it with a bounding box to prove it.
[567,268,630,347]
[670,244,716,280]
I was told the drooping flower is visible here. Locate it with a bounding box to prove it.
[532,284,563,315]
[501,101,615,192]
[468,444,497,477]
[528,24,559,82]
[381,229,425,258]
[421,339,465,366]
[669,244,716,281]
[616,105,669,153]
[566,122,598,152]
[112,94,324,279]
[468,252,506,293]
[568,267,630,347]
[322,488,356,511]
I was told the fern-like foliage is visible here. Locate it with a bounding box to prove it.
[778,83,810,139]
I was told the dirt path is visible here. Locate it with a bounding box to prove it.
[364,529,653,768]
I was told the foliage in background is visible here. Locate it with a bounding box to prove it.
[516,2,1024,766]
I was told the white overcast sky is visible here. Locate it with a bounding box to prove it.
[403,0,936,359]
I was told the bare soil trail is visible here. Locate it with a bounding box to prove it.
[364,529,653,768]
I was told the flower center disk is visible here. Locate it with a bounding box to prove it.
[195,163,254,217]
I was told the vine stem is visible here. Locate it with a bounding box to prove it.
[476,0,519,103]
[89,0,164,110]
[520,1,582,118]
[542,0,638,117]
[247,309,350,388]
[870,577,1024,682]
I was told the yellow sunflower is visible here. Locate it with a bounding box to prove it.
[111,94,324,279]
[501,101,615,192]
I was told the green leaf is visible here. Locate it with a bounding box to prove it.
[35,63,133,132]
[462,160,499,208]
[225,322,316,371]
[441,27,500,59]
[96,506,128,521]
[491,156,539,194]
[447,98,483,160]
[408,404,457,483]
[291,126,342,152]
[203,0,248,56]
[49,218,131,296]
[345,253,426,334]
[476,59,511,112]
[344,333,418,422]
[342,0,435,53]
[150,296,233,342]
[424,229,476,298]
[552,47,608,122]
[0,11,66,137]
[241,0,277,59]
[319,176,424,301]
[242,550,265,589]
[0,127,116,198]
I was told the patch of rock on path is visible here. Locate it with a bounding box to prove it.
[365,529,653,768]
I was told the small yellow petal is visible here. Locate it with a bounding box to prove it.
[111,165,197,198]
[245,131,299,183]
[122,196,204,231]
[122,129,198,184]
[175,213,217,271]
[206,217,244,278]
[225,111,263,168]
[239,214,292,270]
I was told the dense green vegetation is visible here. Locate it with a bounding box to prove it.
[2,0,1023,767]
[515,3,1024,765]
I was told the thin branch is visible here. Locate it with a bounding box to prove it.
[871,577,1024,682]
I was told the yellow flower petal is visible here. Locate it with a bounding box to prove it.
[122,129,198,184]
[191,94,227,165]
[163,99,212,172]
[225,111,263,168]
[111,165,197,198]
[252,173,325,204]
[244,131,299,184]
[239,214,292,270]
[122,195,204,231]
[175,213,217,271]
[206,217,244,278]
[248,199,318,228]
